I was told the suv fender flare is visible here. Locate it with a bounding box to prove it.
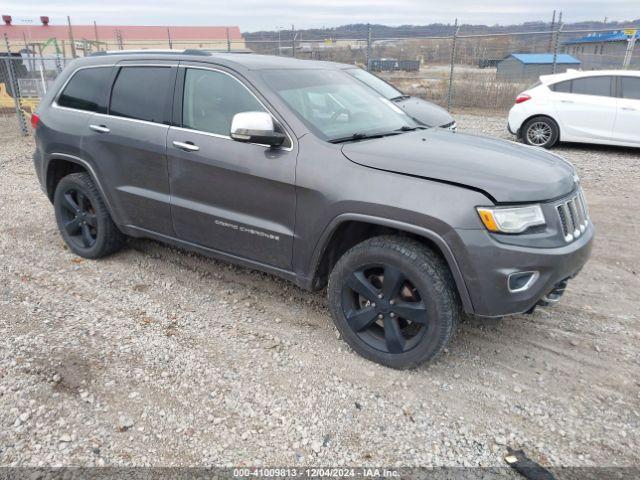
[45,152,119,223]
[309,213,474,314]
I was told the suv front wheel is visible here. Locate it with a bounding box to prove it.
[53,172,126,259]
[328,236,460,369]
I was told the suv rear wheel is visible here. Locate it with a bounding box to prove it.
[521,116,559,149]
[53,173,126,259]
[328,236,460,369]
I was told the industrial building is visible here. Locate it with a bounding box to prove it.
[496,53,581,81]
[0,15,244,55]
[562,30,639,69]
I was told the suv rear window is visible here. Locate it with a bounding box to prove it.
[57,67,112,113]
[109,67,173,123]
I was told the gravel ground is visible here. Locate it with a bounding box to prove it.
[0,116,24,143]
[1,114,639,469]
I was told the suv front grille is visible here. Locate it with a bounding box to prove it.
[556,190,589,242]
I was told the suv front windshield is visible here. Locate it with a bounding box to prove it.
[345,68,404,100]
[261,69,418,142]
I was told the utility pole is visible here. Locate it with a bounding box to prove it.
[548,10,556,51]
[365,23,372,71]
[36,43,46,75]
[94,20,100,51]
[67,16,77,58]
[22,32,36,72]
[226,27,231,52]
[291,24,296,57]
[53,38,62,73]
[167,28,173,49]
[551,11,563,74]
[37,43,47,94]
[3,33,29,136]
[116,29,124,50]
[277,27,282,55]
[622,29,637,69]
[446,18,459,112]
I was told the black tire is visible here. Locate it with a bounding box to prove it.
[53,172,126,259]
[521,116,559,149]
[328,236,460,369]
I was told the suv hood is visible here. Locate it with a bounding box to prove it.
[341,128,576,203]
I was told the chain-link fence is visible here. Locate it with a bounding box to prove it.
[1,23,638,139]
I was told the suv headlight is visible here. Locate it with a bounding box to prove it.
[477,205,545,233]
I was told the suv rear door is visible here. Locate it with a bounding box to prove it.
[51,65,114,158]
[82,60,178,236]
[613,75,640,145]
[551,75,617,143]
[166,63,297,269]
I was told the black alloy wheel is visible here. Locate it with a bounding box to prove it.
[342,264,428,354]
[58,188,98,249]
[328,236,460,369]
[53,172,126,258]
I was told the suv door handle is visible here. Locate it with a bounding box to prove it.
[621,107,636,111]
[89,124,110,133]
[560,100,574,104]
[172,141,200,152]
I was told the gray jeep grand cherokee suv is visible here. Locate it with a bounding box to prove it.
[32,50,594,369]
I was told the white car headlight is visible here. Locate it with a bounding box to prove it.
[476,205,545,233]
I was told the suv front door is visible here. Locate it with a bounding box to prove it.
[82,60,177,236]
[167,64,297,270]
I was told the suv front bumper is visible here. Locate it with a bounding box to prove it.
[449,224,594,317]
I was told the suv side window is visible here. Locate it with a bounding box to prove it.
[620,77,640,100]
[182,68,266,136]
[570,76,613,97]
[57,67,112,113]
[109,66,173,123]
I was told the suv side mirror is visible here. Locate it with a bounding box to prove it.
[230,111,286,147]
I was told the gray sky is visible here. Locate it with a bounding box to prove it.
[3,0,638,31]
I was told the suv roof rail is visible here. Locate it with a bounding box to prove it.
[89,49,211,57]
[203,48,254,54]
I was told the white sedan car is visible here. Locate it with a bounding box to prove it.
[508,69,640,148]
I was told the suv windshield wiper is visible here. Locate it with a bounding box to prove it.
[328,131,401,144]
[390,94,411,101]
[396,125,427,131]
[328,126,426,144]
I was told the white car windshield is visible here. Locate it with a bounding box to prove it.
[261,69,419,142]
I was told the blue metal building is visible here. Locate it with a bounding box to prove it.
[563,30,639,69]
[496,53,582,81]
